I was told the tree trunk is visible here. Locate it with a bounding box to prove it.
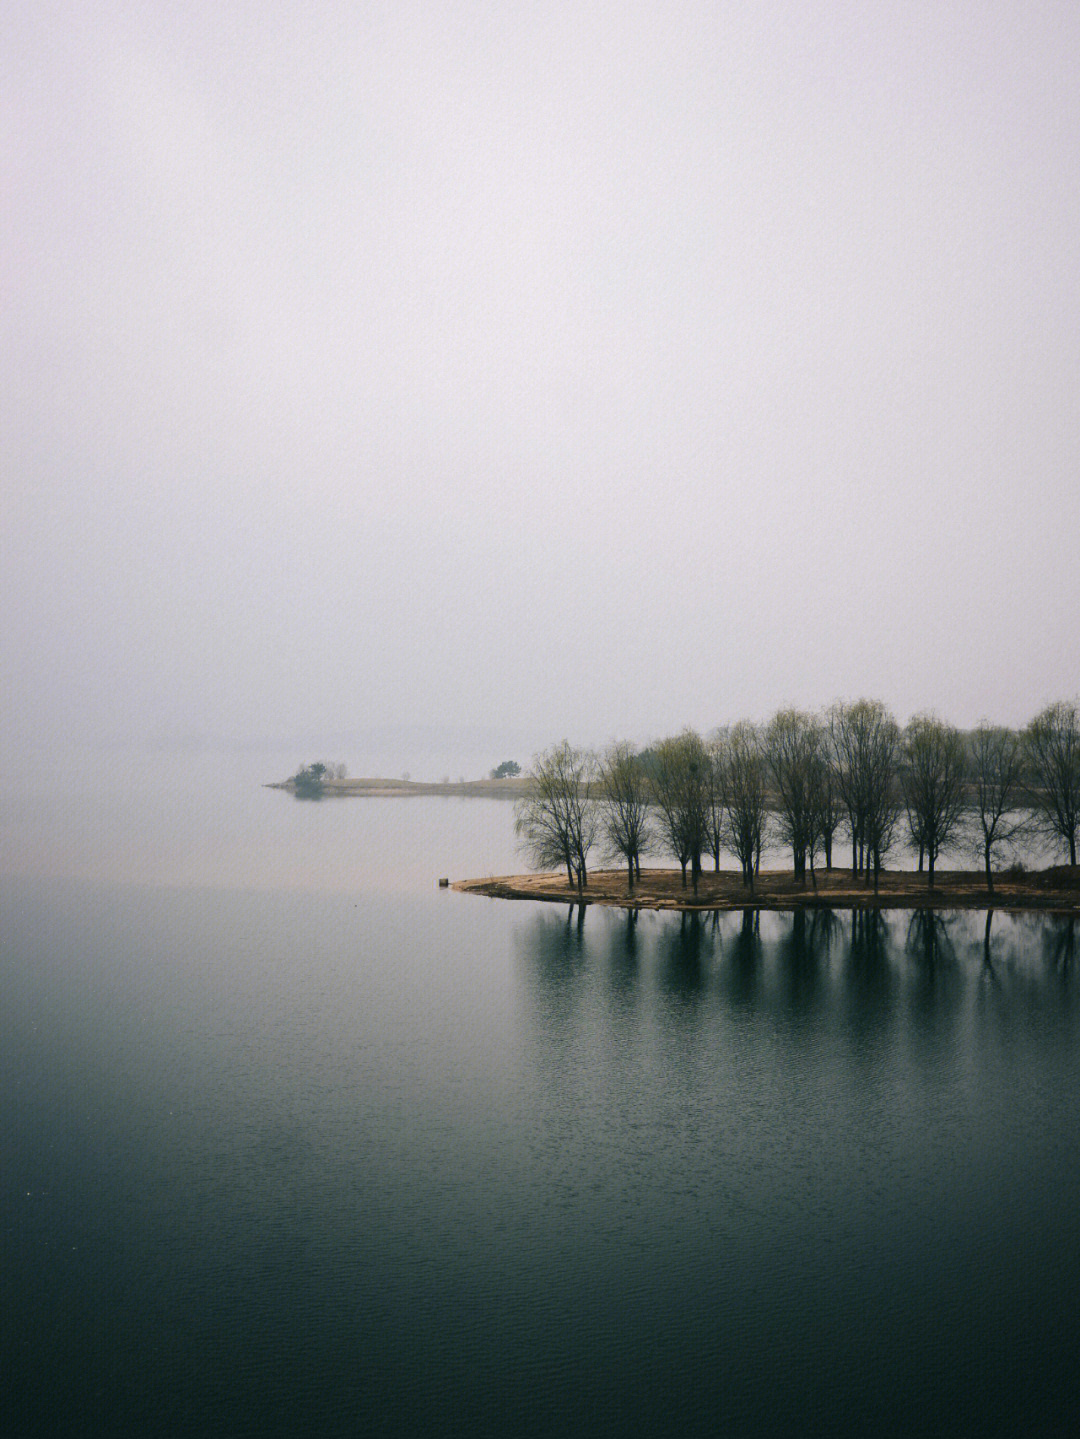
[680,861,687,888]
[927,851,935,888]
[627,855,634,889]
[985,841,994,895]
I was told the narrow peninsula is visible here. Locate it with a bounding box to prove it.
[268,774,531,799]
[452,867,1080,915]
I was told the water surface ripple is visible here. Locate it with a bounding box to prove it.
[2,774,1078,1437]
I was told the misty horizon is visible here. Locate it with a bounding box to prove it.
[4,1,1078,773]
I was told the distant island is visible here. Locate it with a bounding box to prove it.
[268,773,531,799]
[453,867,1080,915]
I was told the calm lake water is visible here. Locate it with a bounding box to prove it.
[3,751,1079,1437]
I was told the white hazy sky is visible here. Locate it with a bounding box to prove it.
[4,0,1078,770]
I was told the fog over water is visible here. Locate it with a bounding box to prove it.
[4,759,1080,1437]
[4,1,1079,779]
[6,15,1079,1431]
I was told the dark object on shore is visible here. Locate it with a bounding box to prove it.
[437,877,449,887]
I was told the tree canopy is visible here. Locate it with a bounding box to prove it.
[509,697,1078,888]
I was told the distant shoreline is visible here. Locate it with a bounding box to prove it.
[267,775,531,799]
[452,867,1080,914]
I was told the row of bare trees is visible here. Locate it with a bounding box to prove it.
[514,700,1080,893]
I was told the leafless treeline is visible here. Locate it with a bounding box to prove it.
[514,700,1080,894]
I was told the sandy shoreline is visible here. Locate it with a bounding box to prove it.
[452,867,1080,914]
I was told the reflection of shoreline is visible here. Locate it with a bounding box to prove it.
[455,867,1080,915]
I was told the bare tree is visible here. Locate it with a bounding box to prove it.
[900,714,966,887]
[597,741,652,889]
[704,733,727,871]
[864,722,902,888]
[967,723,1029,892]
[1026,701,1080,866]
[828,699,900,877]
[764,708,822,882]
[722,722,768,890]
[806,743,841,873]
[650,730,711,892]
[515,741,597,889]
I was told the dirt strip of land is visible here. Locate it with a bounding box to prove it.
[267,776,531,798]
[452,868,1080,914]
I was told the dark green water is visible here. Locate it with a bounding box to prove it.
[3,761,1079,1436]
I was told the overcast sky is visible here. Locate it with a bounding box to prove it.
[4,1,1078,771]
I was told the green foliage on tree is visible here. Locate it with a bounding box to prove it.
[490,760,522,779]
[291,761,346,798]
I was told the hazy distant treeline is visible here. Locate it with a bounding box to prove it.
[515,700,1080,894]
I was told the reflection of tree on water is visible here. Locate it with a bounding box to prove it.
[515,904,1079,1047]
[848,909,888,966]
[515,906,592,1039]
[617,906,639,952]
[1044,914,1077,974]
[721,908,763,1010]
[980,910,1000,987]
[606,908,641,999]
[904,910,966,1046]
[970,912,1079,1019]
[657,910,712,996]
[807,906,841,956]
[841,909,892,1036]
[776,908,822,1012]
[905,909,957,973]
